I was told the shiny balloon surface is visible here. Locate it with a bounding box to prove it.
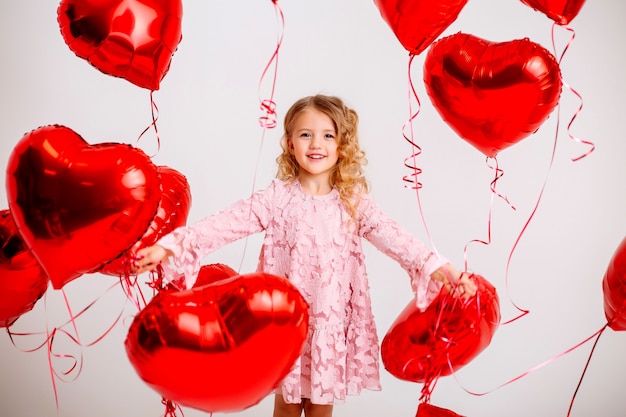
[125,272,309,413]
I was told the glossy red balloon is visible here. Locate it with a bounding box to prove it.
[57,0,183,90]
[5,125,161,289]
[125,272,309,413]
[0,210,49,328]
[520,0,586,25]
[602,236,626,331]
[98,165,191,277]
[374,0,468,55]
[381,274,500,384]
[424,33,562,158]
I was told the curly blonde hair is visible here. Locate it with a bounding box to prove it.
[276,94,369,218]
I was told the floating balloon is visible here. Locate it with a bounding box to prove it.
[125,272,309,413]
[0,210,49,328]
[381,274,500,385]
[98,165,191,277]
[520,0,586,25]
[602,236,626,331]
[57,0,183,90]
[373,0,468,55]
[5,125,161,289]
[424,32,562,158]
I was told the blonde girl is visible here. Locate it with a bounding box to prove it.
[135,94,476,417]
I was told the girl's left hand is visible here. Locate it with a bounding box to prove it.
[431,263,478,299]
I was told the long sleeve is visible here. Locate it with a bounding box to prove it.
[357,194,446,311]
[156,183,276,288]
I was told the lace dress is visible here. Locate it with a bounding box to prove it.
[157,178,446,404]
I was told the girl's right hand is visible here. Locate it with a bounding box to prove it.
[132,245,173,274]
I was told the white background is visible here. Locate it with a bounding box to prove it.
[1,1,625,416]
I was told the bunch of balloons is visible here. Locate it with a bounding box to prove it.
[1,0,187,325]
[372,0,589,413]
[373,0,583,158]
[2,124,192,323]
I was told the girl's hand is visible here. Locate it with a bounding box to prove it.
[132,245,173,274]
[430,263,478,299]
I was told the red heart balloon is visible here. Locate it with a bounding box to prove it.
[602,236,626,331]
[374,0,468,55]
[424,33,562,158]
[0,210,49,328]
[98,165,191,277]
[520,0,586,25]
[57,0,183,90]
[5,125,161,289]
[125,272,309,413]
[381,274,500,385]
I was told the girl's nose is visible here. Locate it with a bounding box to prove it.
[309,136,322,148]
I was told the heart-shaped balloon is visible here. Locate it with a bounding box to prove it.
[5,125,161,289]
[381,274,500,385]
[125,272,309,413]
[98,165,191,277]
[520,0,586,25]
[374,0,468,55]
[602,236,626,331]
[57,0,183,90]
[0,210,49,328]
[424,32,562,158]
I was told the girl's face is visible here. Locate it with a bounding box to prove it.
[287,108,339,186]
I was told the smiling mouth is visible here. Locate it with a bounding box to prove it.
[307,154,325,159]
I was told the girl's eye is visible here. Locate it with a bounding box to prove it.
[324,134,335,140]
[300,132,311,138]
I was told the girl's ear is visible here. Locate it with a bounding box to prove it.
[287,137,294,154]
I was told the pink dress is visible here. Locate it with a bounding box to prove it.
[157,179,446,405]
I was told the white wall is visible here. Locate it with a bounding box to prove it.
[1,1,625,416]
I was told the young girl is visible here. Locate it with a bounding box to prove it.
[134,94,477,417]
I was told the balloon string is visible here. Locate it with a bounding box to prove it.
[419,282,485,402]
[257,0,284,130]
[486,156,515,211]
[402,57,465,395]
[566,324,608,417]
[8,280,126,350]
[463,156,514,272]
[7,281,128,410]
[118,257,163,311]
[137,91,162,158]
[401,54,423,191]
[448,323,609,398]
[161,397,185,417]
[44,291,60,411]
[119,271,148,311]
[402,54,448,274]
[550,23,594,161]
[500,113,562,325]
[239,0,285,273]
